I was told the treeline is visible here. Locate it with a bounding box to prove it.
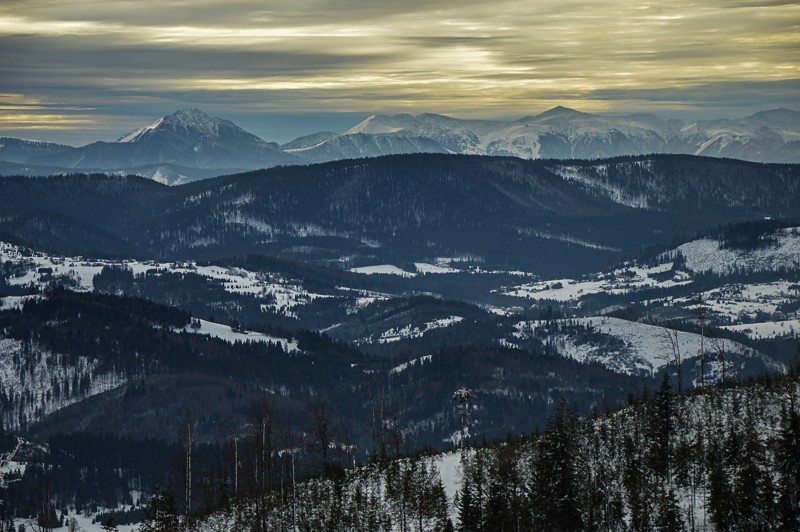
[162,368,800,532]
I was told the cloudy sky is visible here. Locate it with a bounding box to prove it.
[1,0,798,145]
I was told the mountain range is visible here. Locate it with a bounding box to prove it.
[1,106,799,184]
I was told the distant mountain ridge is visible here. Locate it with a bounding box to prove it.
[292,106,800,164]
[0,107,798,183]
[0,153,798,275]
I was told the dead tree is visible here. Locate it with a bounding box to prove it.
[184,421,193,519]
[452,387,474,455]
[695,297,707,387]
[709,332,728,383]
[660,326,683,395]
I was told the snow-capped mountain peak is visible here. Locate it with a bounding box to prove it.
[117,108,238,143]
[531,105,591,121]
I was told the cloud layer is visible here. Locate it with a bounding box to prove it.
[1,0,798,144]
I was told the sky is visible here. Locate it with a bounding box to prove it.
[1,0,798,146]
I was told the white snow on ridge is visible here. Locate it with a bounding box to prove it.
[522,228,621,252]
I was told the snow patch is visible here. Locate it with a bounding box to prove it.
[414,262,460,274]
[349,264,417,277]
[377,316,463,344]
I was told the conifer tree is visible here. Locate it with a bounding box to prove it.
[456,476,480,532]
[533,399,583,531]
[647,374,673,481]
[775,406,800,530]
[138,488,180,532]
[654,488,684,531]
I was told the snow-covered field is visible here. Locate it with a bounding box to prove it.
[502,262,690,301]
[179,318,300,352]
[679,280,799,325]
[721,318,800,339]
[0,241,327,318]
[0,294,39,311]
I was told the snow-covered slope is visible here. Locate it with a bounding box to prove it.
[511,317,778,379]
[669,108,800,163]
[0,336,122,429]
[676,227,800,275]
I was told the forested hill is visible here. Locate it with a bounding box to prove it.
[0,154,798,275]
[181,368,800,532]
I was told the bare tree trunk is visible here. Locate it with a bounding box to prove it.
[697,299,706,387]
[185,421,192,521]
[233,436,238,499]
[660,326,683,395]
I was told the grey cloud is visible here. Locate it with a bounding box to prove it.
[588,79,800,113]
[0,34,401,81]
[2,0,490,27]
